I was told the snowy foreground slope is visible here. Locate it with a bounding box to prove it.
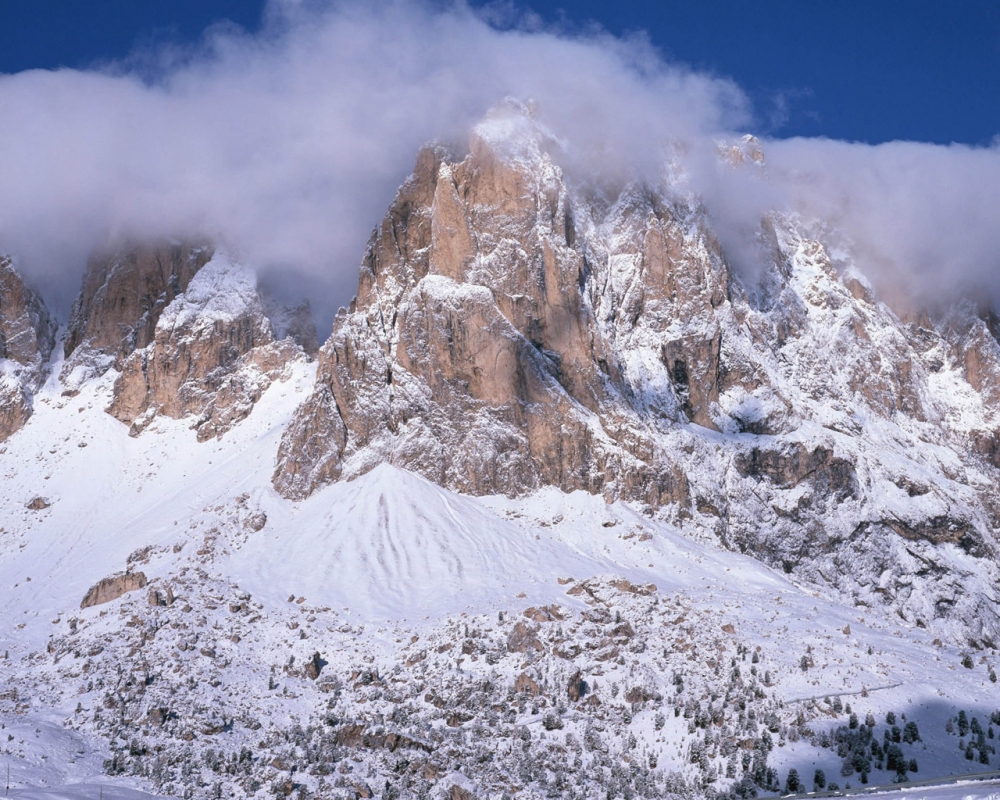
[1,341,998,800]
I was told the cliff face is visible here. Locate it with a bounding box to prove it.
[64,242,212,374]
[275,105,1000,643]
[63,243,316,440]
[0,255,56,441]
[107,251,310,440]
[273,116,700,507]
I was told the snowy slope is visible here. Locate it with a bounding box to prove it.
[1,334,998,800]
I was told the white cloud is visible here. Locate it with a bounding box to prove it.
[766,137,1000,308]
[0,0,746,327]
[0,0,997,329]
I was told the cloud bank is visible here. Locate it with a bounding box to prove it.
[0,0,998,329]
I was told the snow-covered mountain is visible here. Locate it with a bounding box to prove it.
[1,103,999,800]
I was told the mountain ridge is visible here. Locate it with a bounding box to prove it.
[2,102,1000,800]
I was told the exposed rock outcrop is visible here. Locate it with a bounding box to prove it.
[61,239,313,439]
[0,255,56,441]
[64,242,212,376]
[273,102,1000,643]
[80,571,148,609]
[107,251,307,440]
[275,107,693,506]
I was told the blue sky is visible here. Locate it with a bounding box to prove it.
[1,0,998,145]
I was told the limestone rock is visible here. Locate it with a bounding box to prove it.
[272,102,1000,643]
[107,251,308,440]
[63,242,211,377]
[567,670,588,702]
[80,572,148,609]
[506,622,543,654]
[274,106,693,505]
[304,652,326,680]
[0,255,56,441]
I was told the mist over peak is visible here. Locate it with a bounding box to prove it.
[0,0,997,332]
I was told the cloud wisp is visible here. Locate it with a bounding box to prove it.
[0,0,998,328]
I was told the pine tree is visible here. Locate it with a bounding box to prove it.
[813,769,826,790]
[785,768,801,793]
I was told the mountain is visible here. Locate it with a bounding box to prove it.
[1,104,999,800]
[0,254,56,442]
[277,103,999,647]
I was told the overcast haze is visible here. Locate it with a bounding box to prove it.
[1,0,998,331]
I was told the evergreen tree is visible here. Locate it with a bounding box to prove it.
[813,769,826,790]
[785,768,801,793]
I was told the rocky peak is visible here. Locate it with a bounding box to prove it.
[54,236,313,440]
[273,104,1000,643]
[63,241,212,377]
[274,106,702,506]
[107,250,309,440]
[719,134,766,168]
[0,254,56,441]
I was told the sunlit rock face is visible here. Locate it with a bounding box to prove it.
[64,242,316,440]
[272,103,1000,643]
[0,254,55,441]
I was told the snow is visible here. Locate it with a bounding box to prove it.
[155,251,260,332]
[4,122,1000,799]
[1,332,999,798]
